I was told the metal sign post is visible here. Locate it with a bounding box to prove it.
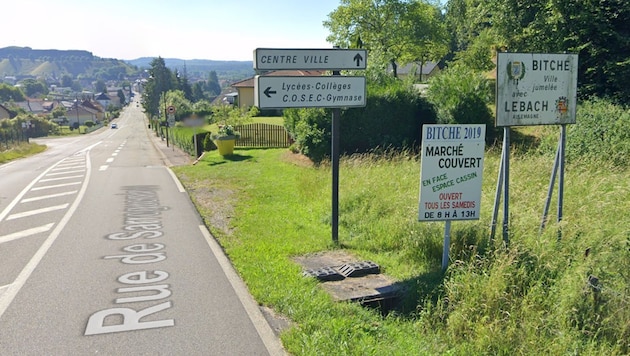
[494,52,578,243]
[253,47,367,245]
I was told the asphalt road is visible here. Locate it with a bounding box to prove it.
[0,98,284,355]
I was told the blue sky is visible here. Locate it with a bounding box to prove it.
[2,0,347,61]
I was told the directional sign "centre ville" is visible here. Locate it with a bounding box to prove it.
[255,76,366,109]
[254,48,367,70]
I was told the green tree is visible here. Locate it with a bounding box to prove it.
[95,79,107,93]
[0,83,26,102]
[142,57,173,119]
[20,79,49,97]
[61,74,74,88]
[192,81,206,102]
[324,0,447,77]
[163,90,192,120]
[192,99,213,118]
[117,89,126,106]
[445,0,630,104]
[52,105,66,119]
[206,71,221,96]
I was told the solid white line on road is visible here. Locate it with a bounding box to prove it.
[0,151,92,319]
[31,182,82,191]
[0,284,10,298]
[39,175,84,183]
[0,223,55,245]
[166,167,186,193]
[20,191,78,203]
[198,225,286,356]
[7,204,69,220]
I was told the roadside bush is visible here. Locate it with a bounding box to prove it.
[426,64,498,143]
[284,108,330,163]
[538,98,630,168]
[563,98,630,168]
[341,82,436,153]
[284,82,436,163]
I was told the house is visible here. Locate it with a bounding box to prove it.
[231,70,325,109]
[389,61,443,82]
[66,105,98,125]
[95,92,112,110]
[80,99,105,121]
[0,103,12,119]
[13,100,47,115]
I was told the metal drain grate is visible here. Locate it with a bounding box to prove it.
[337,261,380,278]
[303,267,345,281]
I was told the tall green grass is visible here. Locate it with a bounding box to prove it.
[0,143,46,163]
[173,146,629,355]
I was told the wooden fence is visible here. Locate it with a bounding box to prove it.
[234,123,292,148]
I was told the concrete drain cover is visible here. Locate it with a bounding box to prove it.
[294,252,401,309]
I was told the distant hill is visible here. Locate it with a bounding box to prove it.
[0,46,136,80]
[126,57,254,82]
[0,47,254,84]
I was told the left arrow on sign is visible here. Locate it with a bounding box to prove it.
[264,87,277,98]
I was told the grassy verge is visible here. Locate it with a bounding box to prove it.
[173,147,629,355]
[0,142,47,164]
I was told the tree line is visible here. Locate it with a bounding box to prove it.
[141,57,222,121]
[324,0,629,105]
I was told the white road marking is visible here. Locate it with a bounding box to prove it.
[45,169,85,176]
[99,165,109,171]
[0,284,10,298]
[198,226,286,356]
[21,191,78,203]
[52,165,85,171]
[39,175,84,183]
[166,167,186,193]
[106,158,114,163]
[31,181,82,191]
[0,223,55,245]
[0,151,93,319]
[0,158,72,222]
[7,204,69,220]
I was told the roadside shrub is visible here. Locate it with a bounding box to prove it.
[341,81,436,153]
[203,132,215,151]
[284,108,330,163]
[427,64,498,143]
[563,98,630,168]
[284,82,436,163]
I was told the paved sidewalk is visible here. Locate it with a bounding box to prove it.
[146,127,193,167]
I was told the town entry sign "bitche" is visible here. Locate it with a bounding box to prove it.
[496,52,578,126]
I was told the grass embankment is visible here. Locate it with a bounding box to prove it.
[0,143,46,164]
[173,147,629,355]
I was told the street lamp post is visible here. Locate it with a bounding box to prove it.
[74,97,80,132]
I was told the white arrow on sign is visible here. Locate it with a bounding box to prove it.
[254,76,366,109]
[254,48,367,71]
